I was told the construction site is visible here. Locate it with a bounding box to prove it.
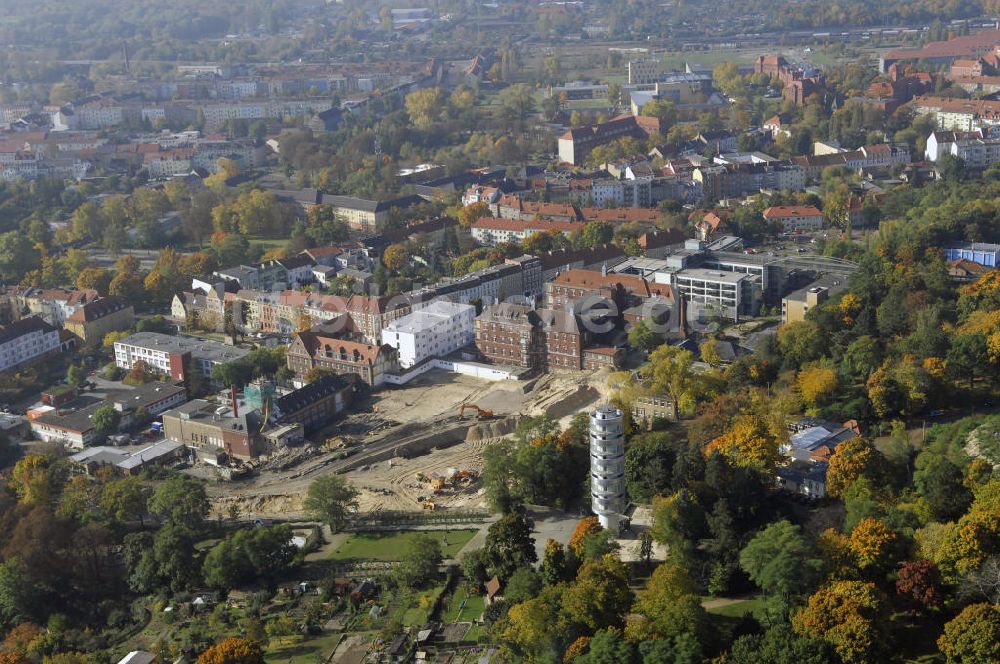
[207,367,610,519]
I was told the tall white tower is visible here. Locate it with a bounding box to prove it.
[590,405,626,531]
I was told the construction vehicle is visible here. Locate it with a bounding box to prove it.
[431,477,447,494]
[459,403,494,420]
[422,501,436,511]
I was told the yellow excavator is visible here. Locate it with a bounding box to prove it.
[459,403,494,420]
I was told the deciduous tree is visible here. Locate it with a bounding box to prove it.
[937,603,1000,664]
[304,475,359,533]
[197,637,265,664]
[740,520,822,620]
[791,580,888,664]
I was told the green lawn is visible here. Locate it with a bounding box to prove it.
[702,596,769,620]
[442,591,485,623]
[264,633,342,664]
[328,530,477,561]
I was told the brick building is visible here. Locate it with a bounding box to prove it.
[286,327,398,387]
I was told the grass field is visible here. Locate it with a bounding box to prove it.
[702,596,769,620]
[442,591,486,623]
[328,530,478,561]
[264,633,342,664]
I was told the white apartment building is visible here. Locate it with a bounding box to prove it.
[114,332,250,380]
[0,317,62,373]
[470,218,582,246]
[591,178,652,207]
[144,153,193,179]
[762,205,824,232]
[381,300,476,369]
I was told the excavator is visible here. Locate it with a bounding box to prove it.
[459,403,494,420]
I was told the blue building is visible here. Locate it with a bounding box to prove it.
[945,242,999,268]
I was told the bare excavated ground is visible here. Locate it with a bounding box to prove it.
[206,367,613,519]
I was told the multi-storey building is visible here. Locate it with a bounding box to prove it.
[161,399,262,460]
[558,115,665,166]
[672,268,762,321]
[286,329,398,387]
[475,302,623,371]
[782,275,848,324]
[63,297,135,346]
[763,205,824,232]
[590,178,652,207]
[381,301,476,369]
[114,332,250,381]
[0,317,62,373]
[471,218,586,246]
[693,160,807,199]
[475,303,543,368]
[13,288,100,326]
[319,194,424,233]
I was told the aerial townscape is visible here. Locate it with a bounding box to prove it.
[2,1,1000,663]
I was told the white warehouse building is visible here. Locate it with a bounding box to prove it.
[380,300,476,369]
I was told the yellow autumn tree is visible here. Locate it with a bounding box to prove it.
[196,638,264,664]
[849,517,899,572]
[791,581,888,664]
[704,414,780,473]
[797,366,839,407]
[826,438,883,499]
[9,455,51,506]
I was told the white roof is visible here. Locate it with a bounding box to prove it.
[117,652,156,664]
[384,300,474,334]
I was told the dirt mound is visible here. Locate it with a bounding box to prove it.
[466,416,519,441]
[214,493,306,519]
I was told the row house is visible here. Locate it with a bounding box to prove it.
[471,217,587,246]
[221,290,413,344]
[692,160,807,199]
[492,195,580,222]
[793,144,910,180]
[912,95,1000,131]
[410,255,543,304]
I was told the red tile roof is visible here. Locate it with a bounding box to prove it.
[763,205,822,219]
